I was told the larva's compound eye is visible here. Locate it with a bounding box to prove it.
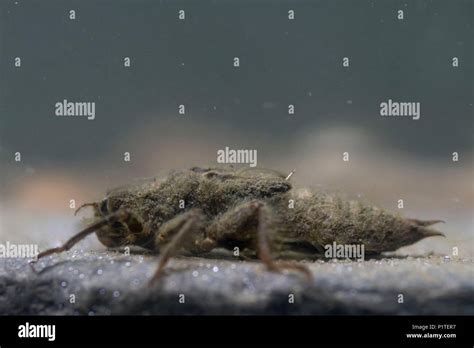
[98,197,128,231]
[99,198,109,215]
[100,197,125,217]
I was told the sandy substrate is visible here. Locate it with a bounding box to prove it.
[0,250,472,315]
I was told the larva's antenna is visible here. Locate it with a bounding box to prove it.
[74,202,98,216]
[285,170,295,181]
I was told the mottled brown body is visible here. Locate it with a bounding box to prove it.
[90,167,443,257]
[33,166,444,282]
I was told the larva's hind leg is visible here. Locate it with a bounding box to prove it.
[149,209,216,285]
[206,200,313,280]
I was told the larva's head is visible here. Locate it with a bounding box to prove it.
[90,198,144,248]
[75,181,159,249]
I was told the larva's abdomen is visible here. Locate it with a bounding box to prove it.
[291,194,444,254]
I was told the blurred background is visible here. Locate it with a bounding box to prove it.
[1,0,472,256]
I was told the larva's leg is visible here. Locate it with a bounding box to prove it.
[206,200,313,280]
[30,209,131,265]
[149,209,215,285]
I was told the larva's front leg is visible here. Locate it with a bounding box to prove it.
[30,209,131,267]
[149,209,216,285]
